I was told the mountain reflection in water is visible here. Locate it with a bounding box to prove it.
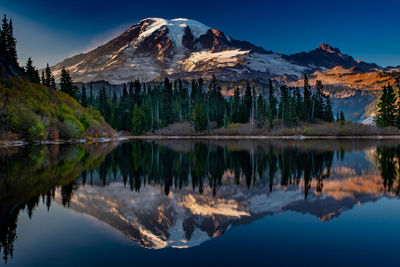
[1,139,400,263]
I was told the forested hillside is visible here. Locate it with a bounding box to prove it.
[0,14,113,142]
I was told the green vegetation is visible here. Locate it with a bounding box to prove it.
[376,80,400,128]
[78,74,339,136]
[0,78,113,141]
[0,13,113,142]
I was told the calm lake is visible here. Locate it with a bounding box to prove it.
[2,139,400,266]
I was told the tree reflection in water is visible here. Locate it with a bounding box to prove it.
[1,140,400,263]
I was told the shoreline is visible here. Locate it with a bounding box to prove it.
[123,135,400,140]
[1,135,400,147]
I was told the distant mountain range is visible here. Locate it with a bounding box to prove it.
[50,17,400,122]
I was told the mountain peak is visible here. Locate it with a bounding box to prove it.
[317,44,342,55]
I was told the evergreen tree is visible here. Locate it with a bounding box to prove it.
[133,79,141,105]
[119,83,130,131]
[0,15,7,59]
[81,85,88,108]
[89,83,94,106]
[59,67,77,98]
[267,79,277,128]
[6,19,17,66]
[25,57,38,83]
[324,94,334,122]
[278,85,290,126]
[339,111,345,124]
[244,82,252,122]
[314,80,325,120]
[131,104,146,135]
[44,63,55,88]
[41,70,45,86]
[161,77,174,126]
[377,84,397,127]
[256,93,266,127]
[207,75,225,126]
[303,74,312,122]
[231,87,240,123]
[294,87,304,121]
[192,102,208,132]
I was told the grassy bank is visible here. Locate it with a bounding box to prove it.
[0,78,114,141]
[141,121,400,137]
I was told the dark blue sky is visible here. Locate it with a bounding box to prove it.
[1,0,400,68]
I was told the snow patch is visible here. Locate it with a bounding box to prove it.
[246,53,309,76]
[138,18,210,48]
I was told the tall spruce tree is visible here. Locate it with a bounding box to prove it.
[244,82,252,123]
[161,77,174,126]
[60,67,77,98]
[303,74,312,122]
[44,63,53,87]
[81,85,88,108]
[314,80,325,120]
[377,84,397,127]
[193,102,208,132]
[6,19,17,66]
[232,86,240,123]
[25,57,38,83]
[267,79,277,128]
[0,15,7,59]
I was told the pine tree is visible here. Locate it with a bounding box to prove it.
[41,70,45,86]
[324,94,334,122]
[119,83,130,131]
[256,93,266,127]
[89,83,94,106]
[192,102,208,132]
[60,67,77,98]
[25,57,36,82]
[44,63,53,87]
[314,80,325,120]
[377,84,397,127]
[232,86,240,123]
[6,19,17,66]
[244,82,252,123]
[339,111,345,124]
[0,15,7,59]
[131,104,146,135]
[81,85,88,108]
[278,85,290,126]
[267,79,277,128]
[303,74,312,122]
[133,79,141,105]
[161,77,174,127]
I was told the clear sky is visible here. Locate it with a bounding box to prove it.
[1,0,400,68]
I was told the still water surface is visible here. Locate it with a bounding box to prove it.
[1,140,400,266]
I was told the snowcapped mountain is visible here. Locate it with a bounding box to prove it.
[49,17,398,122]
[52,17,378,83]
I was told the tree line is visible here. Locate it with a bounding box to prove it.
[67,73,338,134]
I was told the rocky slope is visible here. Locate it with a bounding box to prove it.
[51,18,384,84]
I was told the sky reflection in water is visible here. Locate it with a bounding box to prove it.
[1,140,400,266]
